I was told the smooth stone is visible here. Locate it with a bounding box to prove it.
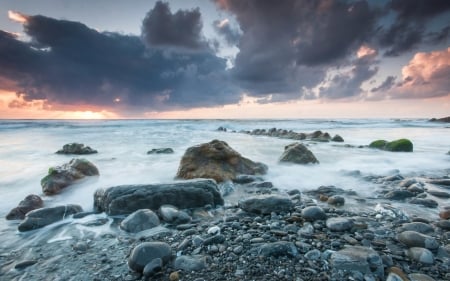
[301,206,327,221]
[439,209,450,219]
[386,267,409,281]
[233,175,263,184]
[408,183,425,193]
[174,255,206,271]
[428,179,450,186]
[6,194,43,220]
[331,134,344,142]
[56,143,97,155]
[252,241,298,257]
[14,260,38,269]
[436,220,450,230]
[304,249,321,260]
[408,198,438,208]
[238,195,293,214]
[18,204,83,232]
[279,142,319,164]
[384,190,414,200]
[399,178,417,188]
[143,258,163,277]
[128,242,172,273]
[207,226,220,235]
[427,190,450,198]
[326,217,354,232]
[397,231,439,250]
[159,205,191,224]
[398,222,434,234]
[327,195,345,206]
[120,209,160,233]
[330,246,383,278]
[147,148,174,154]
[203,234,226,246]
[406,247,434,265]
[94,179,223,215]
[408,273,436,281]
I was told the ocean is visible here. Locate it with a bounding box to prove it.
[0,118,449,226]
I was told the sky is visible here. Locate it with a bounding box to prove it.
[0,0,449,119]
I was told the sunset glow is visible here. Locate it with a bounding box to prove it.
[8,11,28,24]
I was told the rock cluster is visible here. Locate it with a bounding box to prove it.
[56,143,98,154]
[237,127,344,143]
[6,194,43,220]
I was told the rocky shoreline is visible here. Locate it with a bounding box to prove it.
[1,138,450,281]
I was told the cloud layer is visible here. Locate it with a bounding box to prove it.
[0,0,449,115]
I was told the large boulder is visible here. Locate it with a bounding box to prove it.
[279,142,319,164]
[18,204,83,232]
[369,139,413,152]
[56,143,97,154]
[6,194,43,220]
[176,140,267,182]
[41,158,99,195]
[94,179,223,215]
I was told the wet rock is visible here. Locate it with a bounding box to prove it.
[147,148,174,154]
[327,195,345,206]
[427,190,450,198]
[427,179,450,186]
[305,185,345,197]
[369,139,413,152]
[302,206,327,221]
[330,246,383,278]
[399,178,417,187]
[128,242,172,273]
[219,181,235,196]
[252,241,298,257]
[159,205,191,224]
[233,175,263,184]
[120,209,160,233]
[384,190,415,200]
[18,204,83,232]
[398,222,434,234]
[176,139,267,182]
[429,116,450,123]
[406,247,434,265]
[143,258,163,277]
[408,198,438,208]
[279,142,319,164]
[56,143,97,154]
[94,179,223,215]
[41,158,99,195]
[397,231,439,250]
[203,234,225,246]
[305,249,321,260]
[174,255,207,271]
[436,220,450,230]
[326,217,354,232]
[386,267,409,281]
[331,134,344,142]
[439,209,450,219]
[14,260,38,270]
[409,273,436,281]
[238,195,293,214]
[6,194,43,220]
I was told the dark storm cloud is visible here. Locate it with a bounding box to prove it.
[213,19,241,46]
[377,0,450,56]
[141,1,208,50]
[371,75,396,92]
[0,12,239,111]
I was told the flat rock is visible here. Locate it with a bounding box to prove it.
[406,247,434,265]
[408,198,438,208]
[120,209,160,233]
[436,220,450,230]
[330,246,383,278]
[398,222,434,234]
[397,231,439,250]
[176,139,267,182]
[56,143,97,154]
[128,242,172,273]
[279,142,319,164]
[147,148,174,154]
[427,190,450,198]
[41,158,99,195]
[18,204,82,232]
[326,217,354,231]
[428,179,450,186]
[252,241,298,257]
[409,273,436,281]
[384,190,414,200]
[238,195,293,214]
[6,194,43,220]
[327,195,345,206]
[174,255,207,271]
[302,206,327,221]
[94,179,223,215]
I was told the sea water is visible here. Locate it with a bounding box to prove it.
[0,119,449,222]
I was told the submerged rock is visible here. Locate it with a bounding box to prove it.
[174,255,207,271]
[302,206,327,221]
[18,204,82,232]
[41,158,99,195]
[252,241,298,257]
[147,148,174,154]
[429,116,450,123]
[94,179,223,215]
[56,143,97,154]
[128,242,172,273]
[331,246,383,278]
[397,231,439,250]
[6,194,43,220]
[279,142,319,164]
[238,195,294,214]
[331,134,344,142]
[406,247,434,265]
[120,209,160,233]
[176,139,267,182]
[369,139,413,152]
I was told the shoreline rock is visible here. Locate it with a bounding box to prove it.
[6,194,43,220]
[18,204,83,232]
[369,138,413,152]
[56,143,98,155]
[279,142,319,164]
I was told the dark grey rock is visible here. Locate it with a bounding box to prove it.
[397,231,439,250]
[238,195,293,214]
[203,234,225,246]
[159,205,191,224]
[6,194,43,220]
[331,135,344,142]
[384,190,415,200]
[14,260,38,270]
[94,179,223,215]
[305,249,321,260]
[301,206,327,221]
[408,273,437,281]
[233,175,263,184]
[326,217,354,232]
[427,190,450,198]
[279,142,319,164]
[253,241,298,257]
[327,195,345,206]
[143,258,163,277]
[406,247,434,265]
[174,255,207,271]
[399,222,434,234]
[428,179,450,186]
[18,204,83,232]
[408,198,438,208]
[436,220,450,230]
[41,158,99,195]
[147,148,174,154]
[305,185,345,197]
[56,143,97,155]
[128,242,172,273]
[330,246,383,279]
[120,209,160,233]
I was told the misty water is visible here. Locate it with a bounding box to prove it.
[0,119,449,247]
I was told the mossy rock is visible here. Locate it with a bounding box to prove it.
[369,139,413,152]
[369,140,388,149]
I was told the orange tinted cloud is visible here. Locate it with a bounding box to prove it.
[8,11,29,24]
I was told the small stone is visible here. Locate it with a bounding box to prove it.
[128,242,172,273]
[384,190,414,200]
[233,246,243,254]
[439,209,450,219]
[398,222,434,234]
[326,217,354,232]
[120,209,160,233]
[6,194,43,220]
[239,195,293,214]
[203,234,225,246]
[408,198,438,208]
[169,271,180,281]
[301,206,327,221]
[147,148,174,154]
[330,246,383,279]
[174,255,206,271]
[253,241,298,257]
[386,267,408,281]
[327,195,345,206]
[331,134,344,142]
[427,190,450,198]
[406,247,434,265]
[397,231,439,250]
[207,226,220,235]
[436,220,450,230]
[305,249,321,260]
[143,258,163,277]
[14,260,37,270]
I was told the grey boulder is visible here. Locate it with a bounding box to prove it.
[6,194,43,220]
[120,209,160,233]
[397,231,439,250]
[238,195,293,214]
[279,142,319,164]
[128,242,172,273]
[18,204,82,232]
